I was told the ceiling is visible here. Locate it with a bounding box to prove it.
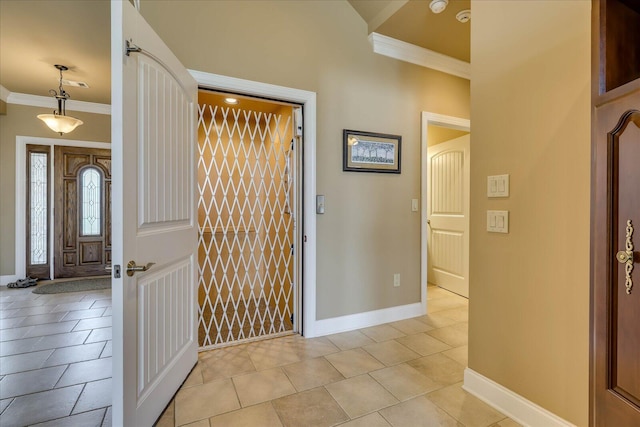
[0,0,469,107]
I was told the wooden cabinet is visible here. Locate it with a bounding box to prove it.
[590,1,640,426]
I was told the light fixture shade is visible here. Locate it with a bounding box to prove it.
[37,114,84,135]
[429,0,449,13]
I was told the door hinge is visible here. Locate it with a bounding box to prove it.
[291,244,294,255]
[291,314,294,325]
[291,139,294,151]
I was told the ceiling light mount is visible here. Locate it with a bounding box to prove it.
[37,64,83,135]
[429,0,449,14]
[456,9,471,23]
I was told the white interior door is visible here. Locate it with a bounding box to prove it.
[111,1,198,425]
[427,135,470,297]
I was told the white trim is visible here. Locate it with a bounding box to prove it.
[420,113,470,306]
[15,136,112,281]
[1,275,19,287]
[463,368,577,427]
[0,85,10,103]
[189,70,318,338]
[6,92,111,115]
[310,303,425,338]
[369,32,470,80]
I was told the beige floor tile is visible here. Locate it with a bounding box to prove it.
[395,332,451,356]
[426,323,468,347]
[360,324,405,342]
[363,340,419,366]
[337,412,392,427]
[288,336,340,360]
[182,364,204,388]
[272,387,349,427]
[282,357,344,391]
[415,312,458,329]
[389,318,434,335]
[407,353,465,386]
[491,418,523,427]
[325,374,398,419]
[184,420,211,427]
[442,345,468,366]
[233,367,296,407]
[378,394,462,427]
[426,296,468,313]
[199,346,256,382]
[210,402,282,427]
[155,399,175,427]
[175,378,240,426]
[436,307,469,322]
[326,330,375,350]
[370,363,441,401]
[325,348,385,378]
[246,340,301,370]
[426,286,455,300]
[427,383,506,427]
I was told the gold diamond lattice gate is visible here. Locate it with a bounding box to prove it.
[197,94,296,348]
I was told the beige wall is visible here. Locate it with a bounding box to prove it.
[469,1,590,425]
[427,125,469,147]
[0,103,111,276]
[140,0,470,319]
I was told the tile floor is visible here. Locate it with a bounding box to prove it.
[0,285,112,427]
[155,285,520,427]
[0,284,520,427]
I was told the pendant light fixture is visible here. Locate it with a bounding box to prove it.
[37,65,83,135]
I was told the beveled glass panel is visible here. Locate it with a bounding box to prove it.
[30,152,48,265]
[81,168,101,236]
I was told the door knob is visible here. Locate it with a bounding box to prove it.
[616,220,635,294]
[126,261,155,277]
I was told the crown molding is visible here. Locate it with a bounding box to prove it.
[5,91,111,115]
[368,32,470,80]
[0,85,10,102]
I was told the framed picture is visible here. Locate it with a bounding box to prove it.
[343,129,402,173]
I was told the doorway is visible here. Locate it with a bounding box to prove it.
[421,113,471,299]
[197,90,302,348]
[17,137,112,281]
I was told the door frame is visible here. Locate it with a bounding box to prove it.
[191,71,318,337]
[14,136,111,280]
[420,112,470,305]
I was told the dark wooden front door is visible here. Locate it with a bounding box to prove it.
[54,146,112,278]
[592,100,640,425]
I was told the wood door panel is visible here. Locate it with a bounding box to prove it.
[55,146,112,278]
[593,95,640,426]
[610,112,640,406]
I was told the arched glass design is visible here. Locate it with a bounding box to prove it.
[81,167,101,236]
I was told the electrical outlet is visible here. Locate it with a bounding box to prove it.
[393,273,401,287]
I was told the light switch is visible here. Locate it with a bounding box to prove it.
[487,210,509,233]
[316,195,325,214]
[411,199,419,212]
[487,174,510,198]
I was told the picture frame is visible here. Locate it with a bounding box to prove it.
[343,129,402,173]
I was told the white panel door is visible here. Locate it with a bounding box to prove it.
[427,135,470,297]
[111,1,198,425]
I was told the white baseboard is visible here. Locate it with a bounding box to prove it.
[309,302,424,338]
[0,275,19,287]
[463,368,576,427]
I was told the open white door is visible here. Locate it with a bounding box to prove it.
[427,135,470,297]
[111,1,198,425]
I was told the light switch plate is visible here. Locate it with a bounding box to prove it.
[487,210,509,233]
[411,199,419,212]
[316,195,325,214]
[487,174,510,198]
